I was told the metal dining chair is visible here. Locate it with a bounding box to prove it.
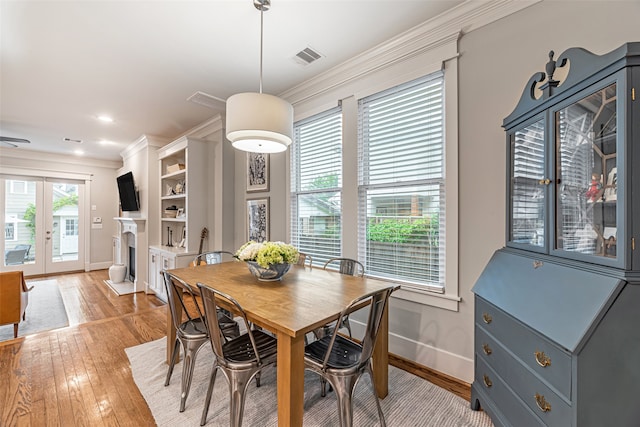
[193,250,236,266]
[304,286,397,427]
[323,257,364,277]
[296,251,313,268]
[192,250,237,319]
[316,257,366,339]
[197,283,278,427]
[162,271,239,412]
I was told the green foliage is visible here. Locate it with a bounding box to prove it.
[308,173,338,190]
[22,194,78,242]
[367,216,439,245]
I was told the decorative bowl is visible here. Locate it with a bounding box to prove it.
[246,261,292,281]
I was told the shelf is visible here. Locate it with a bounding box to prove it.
[161,194,186,200]
[161,218,186,223]
[161,169,186,180]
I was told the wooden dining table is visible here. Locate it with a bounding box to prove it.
[167,261,395,427]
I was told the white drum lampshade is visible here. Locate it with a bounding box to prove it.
[226,92,294,153]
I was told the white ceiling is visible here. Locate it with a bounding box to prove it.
[1,0,467,161]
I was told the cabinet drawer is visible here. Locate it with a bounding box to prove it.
[476,334,572,426]
[475,357,545,427]
[476,297,572,399]
[476,357,571,426]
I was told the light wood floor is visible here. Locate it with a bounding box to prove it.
[0,270,166,426]
[0,269,471,427]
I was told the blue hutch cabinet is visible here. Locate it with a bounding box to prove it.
[471,42,640,426]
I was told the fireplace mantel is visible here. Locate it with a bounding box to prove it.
[113,217,147,292]
[114,217,146,224]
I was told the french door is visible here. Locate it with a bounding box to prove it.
[2,176,86,275]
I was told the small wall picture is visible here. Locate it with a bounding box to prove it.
[247,197,269,242]
[247,152,269,192]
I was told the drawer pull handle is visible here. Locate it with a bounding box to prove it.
[483,374,492,388]
[535,393,551,412]
[482,343,492,355]
[482,313,492,324]
[535,350,551,367]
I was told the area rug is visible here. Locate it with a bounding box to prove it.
[103,279,136,295]
[126,337,493,427]
[0,279,69,342]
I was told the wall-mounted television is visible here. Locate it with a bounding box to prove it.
[117,171,140,212]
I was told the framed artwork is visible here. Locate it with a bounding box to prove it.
[247,197,269,242]
[247,152,269,192]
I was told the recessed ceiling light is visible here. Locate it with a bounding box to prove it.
[97,115,114,123]
[74,149,84,156]
[99,139,113,145]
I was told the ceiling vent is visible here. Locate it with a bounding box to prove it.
[293,46,323,66]
[187,91,226,110]
[63,137,83,144]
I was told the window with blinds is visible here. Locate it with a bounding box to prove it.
[291,107,342,266]
[358,72,445,289]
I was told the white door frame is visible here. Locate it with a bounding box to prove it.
[1,168,91,275]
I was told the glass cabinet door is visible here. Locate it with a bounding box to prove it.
[555,83,617,258]
[509,119,546,247]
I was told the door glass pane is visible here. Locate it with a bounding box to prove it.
[510,119,546,246]
[4,180,36,266]
[556,83,617,257]
[51,182,79,262]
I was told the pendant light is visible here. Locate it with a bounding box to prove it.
[226,0,293,153]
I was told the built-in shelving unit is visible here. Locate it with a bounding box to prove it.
[147,136,208,300]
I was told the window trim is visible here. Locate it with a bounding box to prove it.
[288,35,460,311]
[355,64,460,311]
[290,107,343,265]
[10,180,27,194]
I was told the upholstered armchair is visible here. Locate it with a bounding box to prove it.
[0,271,34,338]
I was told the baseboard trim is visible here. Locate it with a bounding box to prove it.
[389,352,471,402]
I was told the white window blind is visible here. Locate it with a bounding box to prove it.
[358,72,445,289]
[510,119,545,246]
[291,107,342,266]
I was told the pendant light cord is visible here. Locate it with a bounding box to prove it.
[259,5,264,94]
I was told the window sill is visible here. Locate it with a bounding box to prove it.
[393,286,460,312]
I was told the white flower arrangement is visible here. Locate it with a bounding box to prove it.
[236,241,299,269]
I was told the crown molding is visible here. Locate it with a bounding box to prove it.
[281,0,540,105]
[0,146,121,170]
[119,134,170,161]
[181,113,224,140]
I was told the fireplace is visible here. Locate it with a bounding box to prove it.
[114,217,146,293]
[128,246,136,282]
